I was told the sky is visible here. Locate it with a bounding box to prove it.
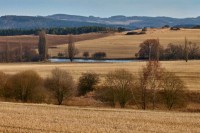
[0,0,200,18]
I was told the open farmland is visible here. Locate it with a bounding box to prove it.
[0,32,111,48]
[1,28,200,58]
[53,28,200,58]
[0,60,200,91]
[0,102,199,132]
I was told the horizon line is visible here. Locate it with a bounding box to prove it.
[0,14,200,19]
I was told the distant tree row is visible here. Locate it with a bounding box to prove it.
[136,38,200,61]
[0,43,39,62]
[0,31,47,62]
[0,26,115,36]
[0,31,79,62]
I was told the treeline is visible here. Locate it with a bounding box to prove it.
[136,39,200,60]
[0,26,115,36]
[0,43,39,62]
[0,61,198,111]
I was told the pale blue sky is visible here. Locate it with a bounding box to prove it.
[0,0,200,18]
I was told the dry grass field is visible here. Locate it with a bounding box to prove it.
[0,102,199,132]
[0,60,199,91]
[1,28,200,58]
[53,28,200,58]
[0,29,199,132]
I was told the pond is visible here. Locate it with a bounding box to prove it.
[49,58,141,63]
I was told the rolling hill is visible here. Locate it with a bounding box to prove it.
[48,14,200,28]
[1,14,200,29]
[0,15,107,29]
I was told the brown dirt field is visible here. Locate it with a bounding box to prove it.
[0,32,111,48]
[0,60,199,91]
[0,102,199,132]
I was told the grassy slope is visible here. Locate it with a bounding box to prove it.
[1,28,200,58]
[0,60,199,91]
[0,102,199,132]
[65,28,200,58]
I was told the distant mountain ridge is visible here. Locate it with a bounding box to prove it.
[1,14,200,29]
[48,14,200,28]
[0,15,108,29]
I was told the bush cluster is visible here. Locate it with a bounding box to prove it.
[95,61,188,110]
[92,52,106,59]
[1,70,44,102]
[0,62,192,111]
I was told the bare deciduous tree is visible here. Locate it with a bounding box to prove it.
[188,42,200,59]
[142,61,164,110]
[184,37,188,62]
[105,69,136,108]
[67,35,78,62]
[161,72,187,110]
[18,41,23,62]
[38,31,48,61]
[0,71,8,97]
[45,68,75,105]
[137,39,163,60]
[5,42,10,62]
[138,71,147,110]
[156,38,160,61]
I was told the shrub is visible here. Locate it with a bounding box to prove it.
[78,72,99,96]
[83,51,89,58]
[92,52,106,59]
[104,69,136,108]
[3,70,43,102]
[170,27,180,30]
[45,68,75,105]
[95,86,115,107]
[57,53,65,57]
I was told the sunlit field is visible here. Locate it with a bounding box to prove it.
[0,102,199,132]
[0,28,199,133]
[53,28,200,58]
[0,60,199,91]
[1,28,200,58]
